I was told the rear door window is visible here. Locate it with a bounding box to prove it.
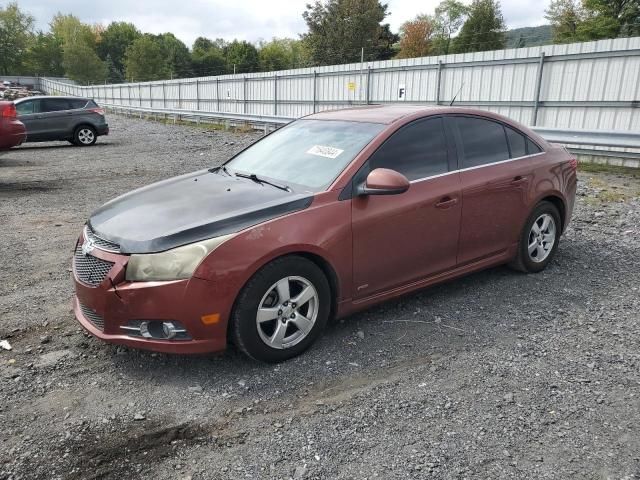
[368,117,449,181]
[505,126,527,158]
[41,98,71,112]
[455,116,510,168]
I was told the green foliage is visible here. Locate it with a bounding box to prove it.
[397,15,434,59]
[22,32,64,76]
[63,41,107,84]
[0,2,34,75]
[453,0,505,53]
[191,37,227,76]
[50,13,97,48]
[545,0,583,43]
[258,38,311,71]
[225,40,259,73]
[96,22,141,80]
[431,0,469,55]
[157,33,192,78]
[302,0,393,65]
[124,35,169,81]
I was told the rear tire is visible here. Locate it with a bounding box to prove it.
[230,256,331,363]
[73,126,97,146]
[510,201,561,273]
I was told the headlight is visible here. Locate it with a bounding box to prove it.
[125,234,234,282]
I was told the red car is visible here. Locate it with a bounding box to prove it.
[0,101,26,150]
[73,106,577,362]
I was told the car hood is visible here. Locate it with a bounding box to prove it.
[88,169,313,254]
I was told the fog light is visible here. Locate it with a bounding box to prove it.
[120,320,191,340]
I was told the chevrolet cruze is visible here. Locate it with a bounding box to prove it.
[72,106,577,362]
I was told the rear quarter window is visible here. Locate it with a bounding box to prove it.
[506,126,527,158]
[527,138,543,155]
[69,99,89,109]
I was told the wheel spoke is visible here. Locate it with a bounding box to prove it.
[542,233,554,244]
[292,313,314,334]
[257,307,279,323]
[540,216,551,232]
[275,278,290,302]
[269,321,287,348]
[292,286,315,307]
[531,222,541,235]
[528,240,538,255]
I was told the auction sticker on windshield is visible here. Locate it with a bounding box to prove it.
[306,145,344,159]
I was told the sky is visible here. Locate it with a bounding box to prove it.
[12,0,551,48]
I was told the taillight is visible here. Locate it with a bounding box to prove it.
[89,108,105,116]
[0,103,17,118]
[568,158,578,170]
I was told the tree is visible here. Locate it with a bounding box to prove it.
[453,0,505,53]
[432,0,469,55]
[63,41,107,84]
[397,15,434,59]
[225,40,259,73]
[124,35,168,81]
[23,32,64,76]
[105,54,123,83]
[50,14,96,48]
[158,33,192,78]
[0,2,34,75]
[302,0,393,65]
[374,23,399,60]
[545,0,583,43]
[96,22,141,80]
[191,37,226,76]
[258,38,311,71]
[578,0,640,39]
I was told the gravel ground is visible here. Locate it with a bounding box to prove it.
[1,115,639,480]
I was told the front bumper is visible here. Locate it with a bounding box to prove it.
[72,239,229,354]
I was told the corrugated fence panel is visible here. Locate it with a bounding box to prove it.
[36,36,640,141]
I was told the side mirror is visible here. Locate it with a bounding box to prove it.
[358,168,410,196]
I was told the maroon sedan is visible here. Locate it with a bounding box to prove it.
[0,101,26,150]
[73,106,577,362]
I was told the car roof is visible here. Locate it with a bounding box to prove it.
[13,96,89,103]
[303,104,516,125]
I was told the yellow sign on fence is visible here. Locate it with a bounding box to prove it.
[347,82,356,91]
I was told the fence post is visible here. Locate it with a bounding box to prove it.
[274,74,278,116]
[162,82,166,109]
[313,71,317,113]
[243,77,247,114]
[178,81,182,109]
[138,83,142,107]
[366,67,372,105]
[196,79,200,111]
[149,84,153,108]
[436,60,443,105]
[216,78,220,111]
[128,84,131,107]
[532,52,546,126]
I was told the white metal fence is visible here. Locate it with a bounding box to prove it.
[38,37,640,134]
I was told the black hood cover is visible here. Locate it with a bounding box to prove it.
[88,169,313,254]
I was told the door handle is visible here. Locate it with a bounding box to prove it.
[435,196,458,209]
[511,175,528,185]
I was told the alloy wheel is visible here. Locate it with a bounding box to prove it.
[78,128,95,145]
[528,213,556,263]
[256,276,319,350]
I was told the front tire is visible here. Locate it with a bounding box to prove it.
[510,201,561,273]
[230,256,331,362]
[73,126,97,146]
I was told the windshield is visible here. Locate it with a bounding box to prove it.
[226,119,384,190]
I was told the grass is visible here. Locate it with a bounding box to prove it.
[578,161,640,178]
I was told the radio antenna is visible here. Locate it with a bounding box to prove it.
[450,83,465,106]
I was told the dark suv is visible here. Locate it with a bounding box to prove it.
[14,96,109,146]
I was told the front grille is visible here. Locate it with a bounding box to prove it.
[85,226,120,253]
[80,303,105,331]
[74,244,114,286]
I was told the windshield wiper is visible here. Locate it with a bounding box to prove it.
[234,172,291,192]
